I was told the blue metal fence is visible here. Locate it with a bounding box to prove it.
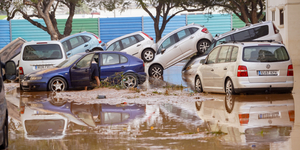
[0,20,10,50]
[99,17,142,43]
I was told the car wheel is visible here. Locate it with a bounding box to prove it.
[48,77,67,92]
[49,92,67,106]
[0,113,8,149]
[195,101,202,111]
[225,94,234,113]
[121,73,138,88]
[149,65,163,78]
[225,78,235,95]
[197,40,211,55]
[142,49,155,62]
[195,76,203,93]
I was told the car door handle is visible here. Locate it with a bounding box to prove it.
[190,36,194,39]
[137,44,141,47]
[174,45,178,48]
[85,69,88,72]
[84,44,88,47]
[224,67,227,70]
[67,53,71,56]
[211,69,214,71]
[121,66,125,69]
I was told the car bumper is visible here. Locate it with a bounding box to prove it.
[137,72,147,84]
[21,80,48,91]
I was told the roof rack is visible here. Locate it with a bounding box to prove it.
[220,40,281,45]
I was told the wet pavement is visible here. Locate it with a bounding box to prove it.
[4,63,300,150]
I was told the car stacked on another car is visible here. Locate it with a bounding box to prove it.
[147,23,213,78]
[60,31,105,58]
[194,41,293,94]
[106,31,155,62]
[20,51,146,91]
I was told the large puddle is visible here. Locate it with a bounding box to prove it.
[5,87,296,150]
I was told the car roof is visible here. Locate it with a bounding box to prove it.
[23,40,62,45]
[106,31,143,46]
[60,31,95,42]
[214,21,273,40]
[219,41,284,47]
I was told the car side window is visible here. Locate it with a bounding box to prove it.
[69,36,86,49]
[82,36,91,42]
[120,55,128,63]
[232,30,252,41]
[102,53,120,65]
[206,47,220,64]
[157,34,177,53]
[76,54,93,68]
[217,46,232,63]
[107,42,121,51]
[62,41,70,52]
[135,34,144,42]
[215,36,232,47]
[177,29,191,41]
[189,27,199,34]
[252,25,269,39]
[121,36,138,49]
[230,47,238,62]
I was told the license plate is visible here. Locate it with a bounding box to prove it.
[22,82,28,86]
[35,65,52,70]
[258,70,278,76]
[258,112,280,119]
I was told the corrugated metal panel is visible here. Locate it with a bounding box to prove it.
[100,17,142,43]
[187,14,231,37]
[57,18,98,36]
[11,19,50,41]
[0,20,10,50]
[232,14,246,29]
[143,15,186,42]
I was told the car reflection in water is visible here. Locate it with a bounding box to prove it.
[195,94,294,146]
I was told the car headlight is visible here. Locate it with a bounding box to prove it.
[30,76,43,80]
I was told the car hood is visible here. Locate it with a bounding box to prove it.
[29,67,67,76]
[0,37,26,63]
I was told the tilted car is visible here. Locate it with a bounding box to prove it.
[19,51,146,91]
[147,24,213,78]
[106,31,155,62]
[194,41,293,94]
[60,31,105,58]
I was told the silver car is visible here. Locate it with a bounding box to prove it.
[106,31,155,62]
[194,41,293,94]
[147,24,213,78]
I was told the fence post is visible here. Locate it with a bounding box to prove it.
[142,16,144,32]
[186,14,188,25]
[98,17,100,38]
[230,13,233,30]
[9,20,12,42]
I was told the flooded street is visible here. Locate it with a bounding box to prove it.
[4,63,300,150]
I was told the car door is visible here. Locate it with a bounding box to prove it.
[157,34,181,68]
[66,36,89,57]
[200,46,220,89]
[70,54,94,87]
[120,36,140,56]
[99,53,129,80]
[176,28,194,59]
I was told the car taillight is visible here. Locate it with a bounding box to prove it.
[93,34,102,44]
[289,110,294,122]
[20,106,25,114]
[143,63,145,67]
[239,113,249,125]
[287,65,293,76]
[19,67,24,75]
[201,28,209,33]
[273,23,279,34]
[237,65,248,77]
[142,32,153,40]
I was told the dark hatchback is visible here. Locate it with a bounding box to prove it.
[20,51,146,91]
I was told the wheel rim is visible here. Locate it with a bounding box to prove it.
[50,79,65,91]
[198,41,210,53]
[195,77,202,92]
[144,50,154,61]
[150,66,162,78]
[226,80,233,95]
[122,74,137,88]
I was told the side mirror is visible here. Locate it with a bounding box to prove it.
[5,61,17,80]
[85,49,91,53]
[161,48,166,54]
[101,43,105,47]
[200,59,205,65]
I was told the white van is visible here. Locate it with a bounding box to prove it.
[19,41,66,81]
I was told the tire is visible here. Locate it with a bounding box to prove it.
[225,94,234,113]
[92,48,103,51]
[121,73,138,88]
[195,101,202,111]
[48,77,67,92]
[142,49,155,62]
[225,78,235,95]
[195,76,203,93]
[0,112,8,149]
[149,65,163,78]
[197,40,211,55]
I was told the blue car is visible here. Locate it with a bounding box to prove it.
[20,51,146,91]
[60,31,105,58]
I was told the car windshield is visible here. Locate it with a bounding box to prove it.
[23,44,63,60]
[243,46,289,62]
[56,54,82,68]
